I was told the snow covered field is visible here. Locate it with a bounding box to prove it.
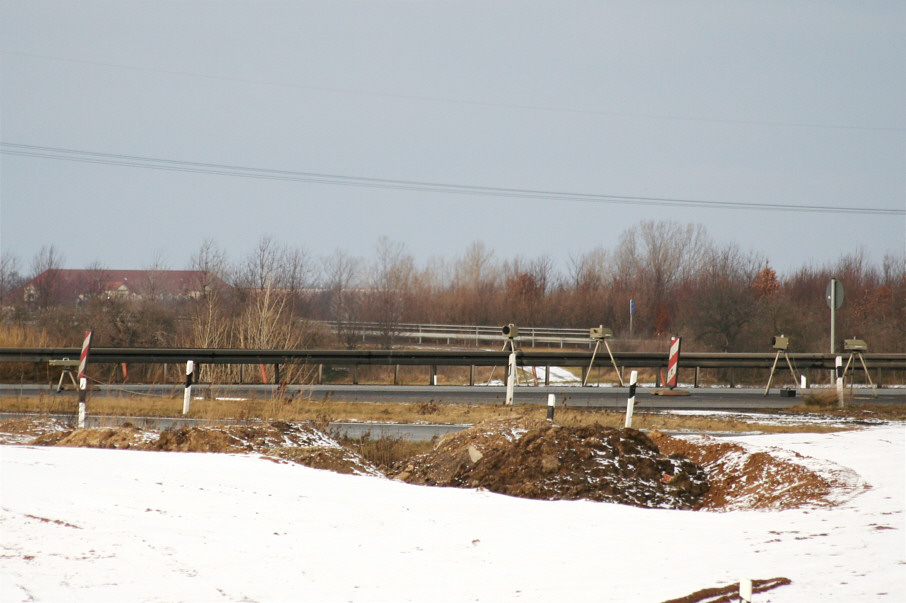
[2,426,903,602]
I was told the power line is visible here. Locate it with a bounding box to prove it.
[3,50,902,133]
[2,142,902,216]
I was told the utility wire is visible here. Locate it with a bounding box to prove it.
[2,142,902,216]
[3,50,902,133]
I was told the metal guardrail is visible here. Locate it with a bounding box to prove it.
[326,321,593,346]
[1,347,904,371]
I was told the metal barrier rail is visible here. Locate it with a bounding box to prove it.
[2,347,904,370]
[325,321,592,346]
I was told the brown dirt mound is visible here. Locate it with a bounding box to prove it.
[267,446,383,476]
[3,417,861,510]
[32,424,156,449]
[16,420,381,477]
[391,418,710,509]
[0,417,72,445]
[649,431,854,510]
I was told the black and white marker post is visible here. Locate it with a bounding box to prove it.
[624,370,638,428]
[547,393,556,422]
[835,355,844,408]
[183,360,195,415]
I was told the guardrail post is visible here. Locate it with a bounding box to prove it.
[394,364,400,385]
[318,364,323,385]
[694,366,700,388]
[352,364,358,385]
[274,363,280,384]
[544,365,550,386]
[430,365,437,386]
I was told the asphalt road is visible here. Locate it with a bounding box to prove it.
[2,383,900,411]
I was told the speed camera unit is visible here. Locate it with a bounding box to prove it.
[590,326,613,340]
[771,335,789,351]
[844,339,867,352]
[502,324,519,339]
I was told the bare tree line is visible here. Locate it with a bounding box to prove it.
[2,221,904,356]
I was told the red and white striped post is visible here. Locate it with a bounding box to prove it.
[77,330,92,428]
[666,336,681,389]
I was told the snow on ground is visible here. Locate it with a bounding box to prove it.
[1,426,903,602]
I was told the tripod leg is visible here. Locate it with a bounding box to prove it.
[857,353,877,397]
[764,351,781,395]
[583,341,600,387]
[784,353,799,389]
[604,341,624,386]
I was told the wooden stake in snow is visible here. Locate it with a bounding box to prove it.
[739,578,753,602]
[183,360,195,415]
[547,393,556,421]
[624,370,638,428]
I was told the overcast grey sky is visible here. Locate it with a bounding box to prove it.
[2,1,904,276]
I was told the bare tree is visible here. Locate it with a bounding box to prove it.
[615,221,710,335]
[679,243,763,352]
[235,235,292,349]
[186,239,230,348]
[281,245,315,318]
[0,251,24,306]
[29,244,67,308]
[140,251,171,302]
[567,246,610,292]
[321,248,363,348]
[368,237,414,348]
[452,240,499,324]
[503,255,555,326]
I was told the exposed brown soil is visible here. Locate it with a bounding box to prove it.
[649,430,862,510]
[15,419,381,477]
[663,577,792,603]
[0,416,861,511]
[391,418,709,509]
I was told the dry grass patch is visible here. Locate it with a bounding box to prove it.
[0,393,864,434]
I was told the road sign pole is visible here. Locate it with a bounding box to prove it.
[629,298,634,338]
[830,280,836,356]
[826,278,844,383]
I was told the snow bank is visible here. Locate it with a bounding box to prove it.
[1,426,903,602]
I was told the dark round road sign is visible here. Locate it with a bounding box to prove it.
[826,279,844,310]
